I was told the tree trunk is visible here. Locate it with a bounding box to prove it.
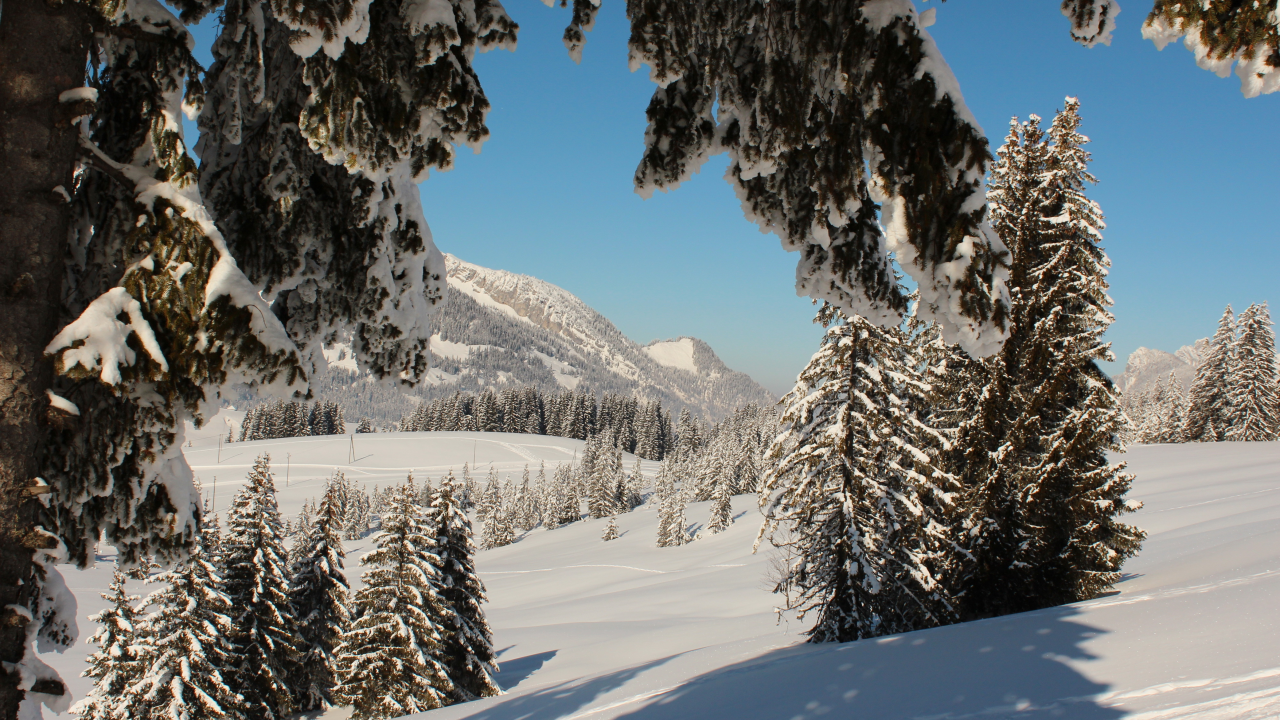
[0,0,90,716]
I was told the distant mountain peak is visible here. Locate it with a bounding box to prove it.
[1113,341,1207,399]
[425,254,773,419]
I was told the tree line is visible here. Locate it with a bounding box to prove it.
[1126,302,1280,444]
[400,388,678,460]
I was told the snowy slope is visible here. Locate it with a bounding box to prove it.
[259,255,775,425]
[429,255,774,419]
[42,433,1280,720]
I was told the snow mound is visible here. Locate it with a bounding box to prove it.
[643,338,697,373]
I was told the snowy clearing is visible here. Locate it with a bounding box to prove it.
[642,339,697,374]
[43,437,1280,720]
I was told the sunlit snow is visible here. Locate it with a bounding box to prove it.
[642,339,697,374]
[41,426,1280,720]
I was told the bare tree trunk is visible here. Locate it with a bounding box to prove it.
[0,0,90,715]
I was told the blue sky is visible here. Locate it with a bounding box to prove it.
[189,1,1278,396]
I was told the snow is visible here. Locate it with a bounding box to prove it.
[45,391,79,416]
[530,351,581,390]
[57,88,97,104]
[323,343,360,372]
[39,437,1280,720]
[642,339,697,373]
[45,287,169,385]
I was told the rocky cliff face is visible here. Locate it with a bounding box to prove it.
[1112,341,1207,399]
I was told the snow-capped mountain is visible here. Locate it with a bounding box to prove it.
[318,255,774,422]
[1112,340,1207,398]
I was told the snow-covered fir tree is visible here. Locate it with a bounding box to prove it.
[129,527,242,720]
[602,516,620,542]
[759,306,957,642]
[71,570,146,720]
[1184,306,1237,442]
[222,454,302,720]
[428,470,501,702]
[333,482,454,717]
[704,473,735,536]
[654,462,689,548]
[1226,302,1280,441]
[949,100,1143,620]
[288,476,351,711]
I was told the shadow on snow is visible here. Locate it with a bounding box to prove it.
[611,605,1124,720]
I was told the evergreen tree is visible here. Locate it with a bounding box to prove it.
[288,477,351,711]
[222,455,302,720]
[1185,306,1237,442]
[428,471,501,702]
[602,516,620,542]
[759,307,956,642]
[654,462,689,548]
[130,529,243,720]
[333,482,454,718]
[72,570,147,720]
[704,474,735,536]
[1227,302,1280,441]
[1158,372,1188,443]
[950,100,1143,620]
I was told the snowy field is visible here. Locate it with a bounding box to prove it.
[42,426,1280,720]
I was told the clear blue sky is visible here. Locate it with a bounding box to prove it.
[188,1,1278,396]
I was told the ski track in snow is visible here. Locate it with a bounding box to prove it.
[42,435,1280,720]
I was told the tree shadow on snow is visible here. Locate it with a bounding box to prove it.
[615,605,1124,720]
[452,654,685,720]
[493,650,558,691]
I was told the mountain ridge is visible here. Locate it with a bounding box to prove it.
[314,255,774,423]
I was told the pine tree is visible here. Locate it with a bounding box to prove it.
[333,482,455,718]
[1227,302,1280,441]
[654,462,689,548]
[222,455,302,720]
[72,570,147,720]
[428,470,501,702]
[1159,372,1188,443]
[759,307,957,642]
[288,476,351,711]
[1185,306,1237,442]
[602,516,620,542]
[704,473,735,536]
[129,528,243,720]
[950,100,1144,620]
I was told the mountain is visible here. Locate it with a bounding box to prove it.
[313,254,774,423]
[1111,340,1207,399]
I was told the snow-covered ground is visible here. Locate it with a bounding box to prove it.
[42,434,1280,719]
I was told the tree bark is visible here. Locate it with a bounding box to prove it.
[0,0,91,716]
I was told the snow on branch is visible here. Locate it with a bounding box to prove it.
[45,288,169,386]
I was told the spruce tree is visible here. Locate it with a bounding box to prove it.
[428,470,501,702]
[602,516,620,542]
[72,570,147,720]
[950,100,1144,620]
[1226,302,1280,441]
[654,462,689,548]
[1185,306,1237,442]
[759,307,957,642]
[705,474,735,536]
[222,455,302,720]
[288,476,351,711]
[129,529,242,720]
[333,482,454,718]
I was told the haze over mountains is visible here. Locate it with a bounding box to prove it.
[313,255,774,424]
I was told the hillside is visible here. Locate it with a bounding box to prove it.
[308,255,774,424]
[41,424,1280,720]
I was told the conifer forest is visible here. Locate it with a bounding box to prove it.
[2,0,1279,719]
